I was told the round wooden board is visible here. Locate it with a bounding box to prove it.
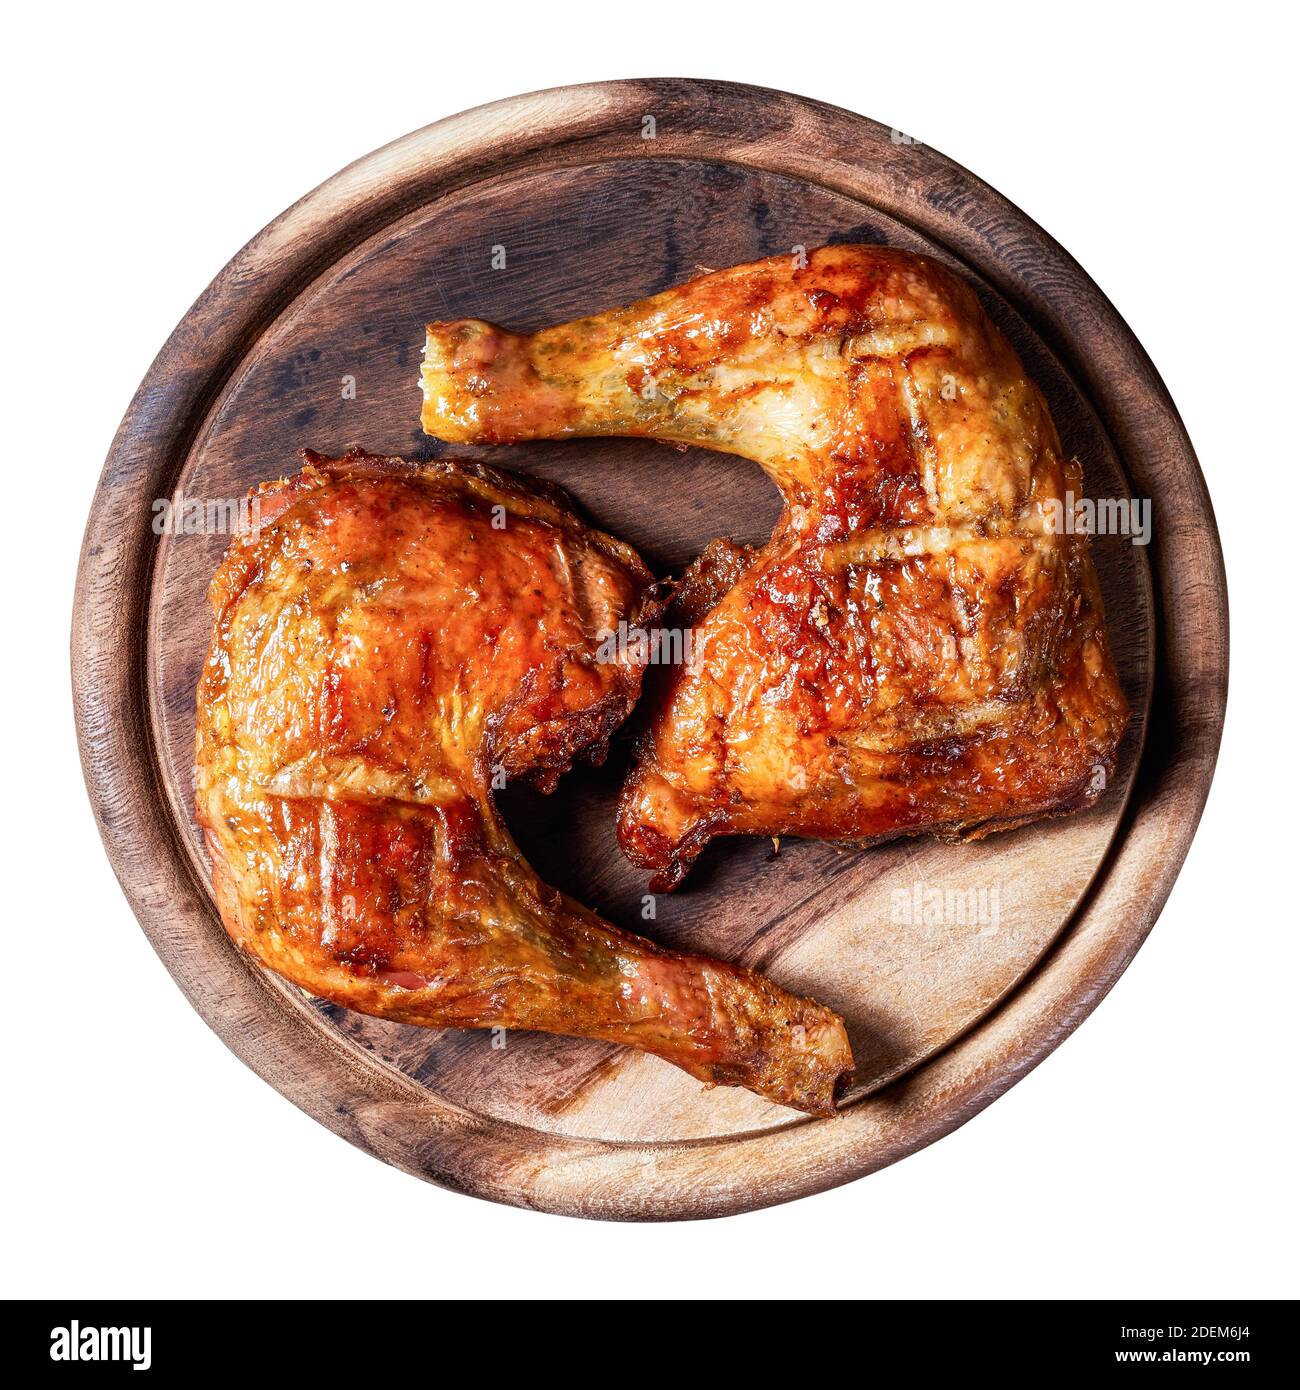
[73,79,1227,1219]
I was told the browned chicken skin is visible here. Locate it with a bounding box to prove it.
[421,246,1129,889]
[195,449,853,1114]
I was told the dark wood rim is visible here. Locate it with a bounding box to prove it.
[71,78,1228,1220]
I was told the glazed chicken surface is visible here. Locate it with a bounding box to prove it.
[421,245,1130,888]
[195,449,852,1114]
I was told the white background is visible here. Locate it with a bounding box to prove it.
[4,1,1294,1300]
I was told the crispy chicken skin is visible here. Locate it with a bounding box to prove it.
[195,449,852,1114]
[421,245,1129,889]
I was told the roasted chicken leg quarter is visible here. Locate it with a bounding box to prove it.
[421,245,1130,888]
[195,449,853,1114]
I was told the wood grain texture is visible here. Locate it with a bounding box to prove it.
[72,79,1226,1218]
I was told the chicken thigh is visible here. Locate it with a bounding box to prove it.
[195,450,853,1113]
[421,246,1130,889]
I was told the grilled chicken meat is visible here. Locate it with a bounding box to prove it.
[195,449,852,1114]
[421,245,1129,889]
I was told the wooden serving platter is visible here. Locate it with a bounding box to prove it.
[72,79,1227,1219]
